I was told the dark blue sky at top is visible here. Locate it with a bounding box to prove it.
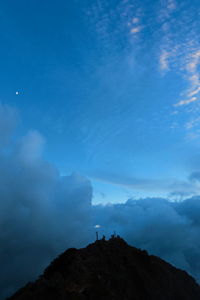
[1,0,200,202]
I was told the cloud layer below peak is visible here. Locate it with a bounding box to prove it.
[0,104,200,299]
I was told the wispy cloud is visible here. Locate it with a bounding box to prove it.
[130,26,142,34]
[175,97,198,107]
[132,17,140,24]
[87,1,143,53]
[158,0,177,22]
[127,15,143,36]
[186,117,200,130]
[167,0,177,11]
[158,0,178,73]
[159,50,171,71]
[89,169,200,200]
[158,42,180,74]
[175,49,200,106]
[187,50,200,73]
[157,0,200,111]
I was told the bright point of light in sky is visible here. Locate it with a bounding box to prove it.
[1,0,200,204]
[94,225,101,229]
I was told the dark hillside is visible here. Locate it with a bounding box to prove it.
[7,236,200,300]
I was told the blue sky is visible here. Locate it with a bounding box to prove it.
[1,0,200,203]
[3,2,200,297]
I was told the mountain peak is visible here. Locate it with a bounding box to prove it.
[7,236,200,300]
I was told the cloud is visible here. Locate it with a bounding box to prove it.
[186,51,200,73]
[185,117,200,130]
[130,26,142,34]
[89,169,200,199]
[175,49,200,107]
[158,0,177,22]
[89,171,174,194]
[92,196,200,282]
[132,17,140,24]
[157,1,200,110]
[174,97,198,107]
[167,0,176,12]
[159,50,171,71]
[189,171,200,182]
[0,106,93,299]
[1,106,200,299]
[158,43,179,74]
[158,1,179,74]
[18,130,45,164]
[0,166,92,300]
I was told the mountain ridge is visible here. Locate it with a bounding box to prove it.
[7,236,200,299]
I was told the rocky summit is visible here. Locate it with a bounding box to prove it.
[7,236,200,300]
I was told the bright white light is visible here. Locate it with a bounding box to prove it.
[94,224,101,228]
[16,91,19,95]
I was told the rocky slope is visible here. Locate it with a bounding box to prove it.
[7,236,200,300]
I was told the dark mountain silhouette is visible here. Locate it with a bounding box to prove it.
[6,236,200,300]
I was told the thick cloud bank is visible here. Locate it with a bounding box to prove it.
[1,105,200,298]
[93,198,200,283]
[0,106,93,299]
